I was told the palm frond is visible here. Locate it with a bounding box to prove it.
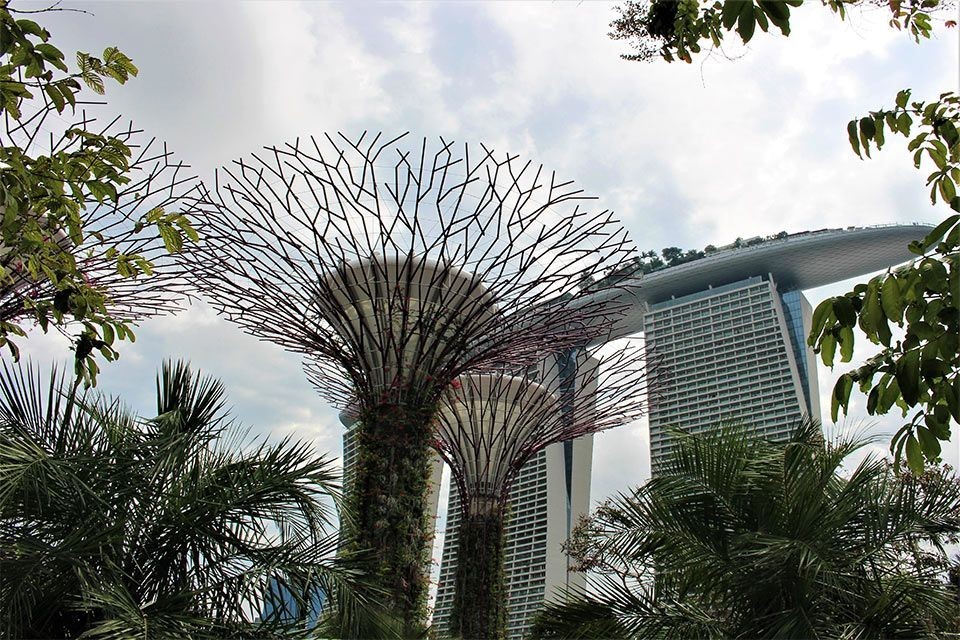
[537,420,960,638]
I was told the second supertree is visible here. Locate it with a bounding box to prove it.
[433,344,651,639]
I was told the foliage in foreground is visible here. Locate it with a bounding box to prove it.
[0,3,197,384]
[811,95,959,473]
[531,422,960,639]
[0,359,377,639]
[609,0,959,470]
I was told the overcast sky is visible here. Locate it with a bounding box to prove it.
[17,0,960,588]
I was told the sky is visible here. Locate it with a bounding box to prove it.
[16,0,960,594]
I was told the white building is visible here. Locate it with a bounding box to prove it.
[644,276,819,470]
[588,224,928,473]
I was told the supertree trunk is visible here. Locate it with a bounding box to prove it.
[450,508,507,640]
[347,401,437,630]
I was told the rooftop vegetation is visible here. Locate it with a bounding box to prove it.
[588,230,791,288]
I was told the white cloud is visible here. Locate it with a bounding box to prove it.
[241,2,392,139]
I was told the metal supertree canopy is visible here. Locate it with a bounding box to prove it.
[184,131,636,409]
[434,343,651,514]
[317,254,499,396]
[0,111,200,326]
[437,374,557,515]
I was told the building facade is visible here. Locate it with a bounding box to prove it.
[587,225,927,474]
[644,275,820,471]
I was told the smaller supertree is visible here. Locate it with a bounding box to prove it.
[1,109,200,382]
[432,343,652,640]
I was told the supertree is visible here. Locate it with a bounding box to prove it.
[428,344,651,639]
[1,108,200,369]
[180,132,636,629]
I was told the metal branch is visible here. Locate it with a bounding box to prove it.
[184,132,639,410]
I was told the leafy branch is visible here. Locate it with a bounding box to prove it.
[0,3,198,385]
[809,87,959,473]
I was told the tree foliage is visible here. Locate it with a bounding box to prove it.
[811,91,959,473]
[531,423,960,639]
[609,0,959,470]
[0,3,196,384]
[0,359,373,639]
[609,0,946,64]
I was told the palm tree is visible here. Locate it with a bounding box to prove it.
[0,359,377,639]
[531,422,960,639]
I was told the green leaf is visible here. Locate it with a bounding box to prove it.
[905,433,924,473]
[896,89,911,109]
[820,333,837,366]
[85,180,118,204]
[896,349,921,406]
[907,132,927,152]
[174,216,200,243]
[938,179,957,206]
[722,0,741,30]
[754,6,769,32]
[873,115,885,147]
[135,256,154,276]
[847,120,862,158]
[839,326,855,362]
[928,147,947,170]
[102,323,114,346]
[898,112,913,136]
[917,427,940,462]
[43,83,65,112]
[158,224,184,253]
[879,376,901,414]
[831,373,853,422]
[758,0,791,34]
[808,299,833,346]
[833,296,856,326]
[116,256,133,278]
[922,214,959,250]
[886,111,899,133]
[16,19,46,39]
[861,281,883,335]
[738,2,757,43]
[944,382,960,425]
[880,276,904,324]
[866,385,880,414]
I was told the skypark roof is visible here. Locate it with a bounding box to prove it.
[590,223,932,340]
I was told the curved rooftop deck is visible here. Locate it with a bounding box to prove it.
[590,223,932,340]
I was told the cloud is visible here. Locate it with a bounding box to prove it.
[591,418,651,508]
[241,3,392,141]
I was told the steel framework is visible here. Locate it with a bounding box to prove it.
[182,131,637,630]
